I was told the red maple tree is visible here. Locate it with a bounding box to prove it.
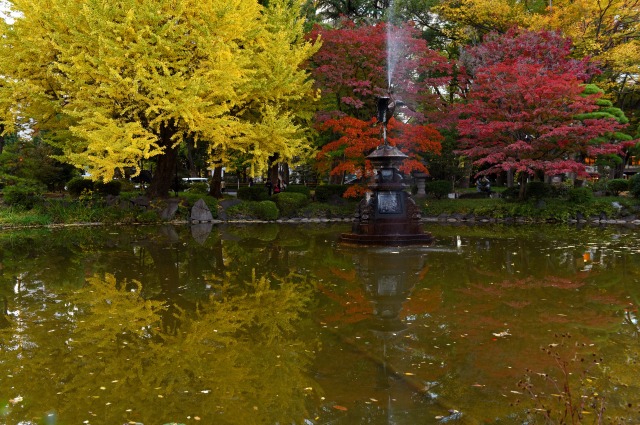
[316,116,442,197]
[455,61,623,192]
[309,21,452,119]
[452,29,625,196]
[460,27,598,82]
[308,21,449,192]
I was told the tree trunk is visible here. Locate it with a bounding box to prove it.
[209,166,223,198]
[186,139,197,177]
[518,173,527,200]
[282,163,290,186]
[460,160,471,189]
[147,124,179,198]
[269,162,279,186]
[507,169,514,187]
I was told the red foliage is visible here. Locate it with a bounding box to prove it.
[316,116,442,196]
[460,27,599,82]
[455,61,622,177]
[308,21,452,119]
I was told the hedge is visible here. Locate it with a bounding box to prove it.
[66,177,95,196]
[227,200,279,220]
[273,192,309,217]
[284,184,311,198]
[238,185,269,201]
[425,180,451,199]
[314,184,347,202]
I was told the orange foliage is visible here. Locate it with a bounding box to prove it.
[316,116,442,197]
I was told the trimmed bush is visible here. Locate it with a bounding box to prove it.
[566,187,593,204]
[238,185,269,201]
[67,177,94,196]
[2,179,46,209]
[253,201,279,220]
[315,184,347,202]
[606,178,629,195]
[227,200,279,220]
[95,180,122,196]
[501,186,520,200]
[458,191,490,199]
[425,180,451,199]
[630,174,640,198]
[285,184,311,198]
[525,181,552,200]
[273,192,309,217]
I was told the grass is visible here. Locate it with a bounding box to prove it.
[421,194,639,221]
[0,189,637,228]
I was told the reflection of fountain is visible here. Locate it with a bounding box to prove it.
[345,247,434,421]
[340,96,432,245]
[352,247,425,333]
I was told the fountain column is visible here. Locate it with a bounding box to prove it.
[339,97,432,246]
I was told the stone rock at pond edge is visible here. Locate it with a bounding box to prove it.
[159,199,180,220]
[190,199,213,222]
[130,195,150,209]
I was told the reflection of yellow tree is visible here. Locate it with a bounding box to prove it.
[0,272,320,424]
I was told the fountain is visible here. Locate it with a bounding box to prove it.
[339,95,433,246]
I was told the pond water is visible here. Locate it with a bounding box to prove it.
[0,223,639,424]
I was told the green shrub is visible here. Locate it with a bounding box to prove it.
[67,177,94,196]
[425,180,451,199]
[566,187,593,204]
[315,184,347,202]
[238,185,269,201]
[285,184,311,198]
[525,181,552,199]
[2,179,46,209]
[227,200,279,220]
[94,180,122,196]
[630,174,640,198]
[273,192,309,217]
[501,186,520,200]
[458,191,489,199]
[253,201,279,220]
[606,178,629,195]
[186,182,209,194]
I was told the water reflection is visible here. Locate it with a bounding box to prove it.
[330,247,460,424]
[0,224,639,423]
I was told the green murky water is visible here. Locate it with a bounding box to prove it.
[0,223,639,424]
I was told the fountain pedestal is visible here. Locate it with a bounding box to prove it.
[340,144,433,246]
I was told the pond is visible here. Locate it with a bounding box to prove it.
[0,223,639,424]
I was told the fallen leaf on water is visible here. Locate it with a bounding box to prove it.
[333,405,348,411]
[9,396,23,405]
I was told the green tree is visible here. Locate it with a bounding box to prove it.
[0,0,319,198]
[0,135,76,191]
[576,84,638,179]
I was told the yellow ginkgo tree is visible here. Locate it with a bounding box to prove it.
[0,0,319,197]
[528,0,640,110]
